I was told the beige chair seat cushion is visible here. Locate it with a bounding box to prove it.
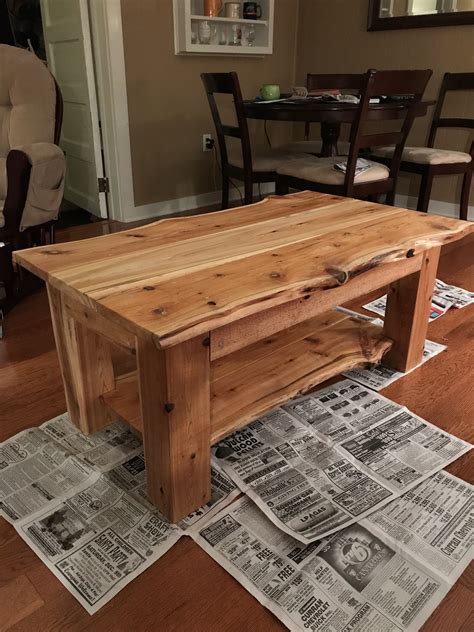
[229,149,312,172]
[278,140,351,156]
[373,145,472,165]
[277,157,389,185]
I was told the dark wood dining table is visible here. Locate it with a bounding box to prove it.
[243,99,435,157]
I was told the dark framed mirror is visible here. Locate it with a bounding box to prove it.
[368,0,474,30]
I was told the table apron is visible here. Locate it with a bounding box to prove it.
[210,252,423,360]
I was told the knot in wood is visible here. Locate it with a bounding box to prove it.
[327,267,349,285]
[270,271,281,279]
[164,403,175,413]
[406,248,416,258]
[152,307,167,316]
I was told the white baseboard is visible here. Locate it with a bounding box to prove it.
[123,187,473,224]
[394,194,473,221]
[124,182,275,222]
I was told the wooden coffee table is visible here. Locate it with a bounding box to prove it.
[14,192,473,521]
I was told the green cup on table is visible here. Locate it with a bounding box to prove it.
[259,84,280,101]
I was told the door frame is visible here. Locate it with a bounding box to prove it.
[89,0,135,222]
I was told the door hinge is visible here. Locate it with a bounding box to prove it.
[98,177,109,193]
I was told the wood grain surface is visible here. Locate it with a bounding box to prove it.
[1,218,473,631]
[101,311,393,446]
[14,192,473,348]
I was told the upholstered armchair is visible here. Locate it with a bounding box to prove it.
[0,44,65,317]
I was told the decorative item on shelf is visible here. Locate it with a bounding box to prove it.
[210,24,219,45]
[191,27,197,44]
[260,84,280,100]
[218,27,227,45]
[198,19,211,44]
[243,1,262,19]
[204,0,222,16]
[230,23,242,45]
[225,2,241,18]
[243,25,256,46]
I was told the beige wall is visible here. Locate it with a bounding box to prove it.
[121,0,299,206]
[296,0,474,205]
[121,0,473,208]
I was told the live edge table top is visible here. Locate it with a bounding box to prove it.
[14,192,473,348]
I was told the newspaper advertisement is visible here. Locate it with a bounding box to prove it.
[105,451,240,531]
[344,339,446,391]
[434,278,474,309]
[14,473,183,614]
[0,414,142,523]
[213,380,471,543]
[1,415,239,613]
[363,279,473,322]
[193,470,473,632]
[363,293,452,322]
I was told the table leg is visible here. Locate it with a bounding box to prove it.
[320,122,342,157]
[137,335,211,522]
[47,285,115,433]
[382,248,440,373]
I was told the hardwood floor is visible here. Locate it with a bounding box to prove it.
[0,218,473,632]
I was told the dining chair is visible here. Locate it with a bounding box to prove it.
[275,69,432,204]
[371,72,473,219]
[201,72,310,208]
[279,73,366,156]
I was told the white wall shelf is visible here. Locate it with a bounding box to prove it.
[174,0,274,56]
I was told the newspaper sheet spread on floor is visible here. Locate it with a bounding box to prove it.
[363,278,473,322]
[0,413,239,614]
[213,379,472,544]
[192,470,474,632]
[335,308,447,391]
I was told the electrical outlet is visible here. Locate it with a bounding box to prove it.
[203,133,214,152]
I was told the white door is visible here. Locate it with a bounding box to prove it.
[40,0,107,218]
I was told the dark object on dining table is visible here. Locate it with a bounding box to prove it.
[275,68,433,205]
[371,72,473,219]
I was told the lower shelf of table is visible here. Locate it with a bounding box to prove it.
[101,310,393,444]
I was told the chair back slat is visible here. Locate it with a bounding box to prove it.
[358,131,405,149]
[368,70,431,97]
[202,72,236,94]
[307,73,365,93]
[437,117,474,130]
[201,71,252,178]
[304,73,365,139]
[428,72,474,147]
[442,72,474,91]
[221,124,242,138]
[344,68,432,197]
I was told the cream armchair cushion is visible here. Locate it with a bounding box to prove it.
[0,44,59,229]
[17,143,65,230]
[372,145,472,165]
[277,157,389,185]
